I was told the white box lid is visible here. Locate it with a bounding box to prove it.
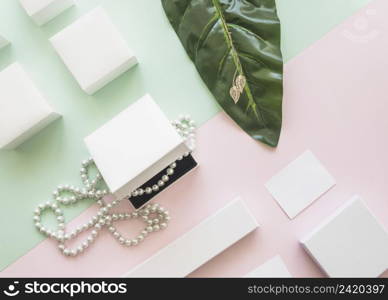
[0,63,60,149]
[301,195,388,277]
[85,94,189,199]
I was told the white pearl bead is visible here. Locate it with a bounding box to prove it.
[125,240,132,246]
[131,239,138,246]
[162,175,169,182]
[153,225,160,231]
[146,226,153,233]
[166,168,174,175]
[145,187,152,194]
[157,180,165,187]
[152,185,159,192]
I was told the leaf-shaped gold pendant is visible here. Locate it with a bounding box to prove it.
[235,75,246,93]
[230,86,240,104]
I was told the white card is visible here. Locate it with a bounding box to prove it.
[301,196,388,277]
[245,256,292,278]
[265,150,335,219]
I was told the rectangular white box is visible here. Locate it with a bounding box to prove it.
[50,7,137,94]
[85,94,189,200]
[19,0,74,26]
[0,63,60,149]
[245,256,292,278]
[0,35,9,49]
[124,198,259,277]
[265,150,336,219]
[301,195,388,277]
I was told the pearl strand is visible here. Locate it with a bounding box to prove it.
[33,115,196,257]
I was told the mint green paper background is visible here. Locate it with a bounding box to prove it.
[0,0,372,271]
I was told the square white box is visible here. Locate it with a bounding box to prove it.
[124,198,259,277]
[265,150,336,219]
[245,256,292,278]
[0,63,60,149]
[19,0,74,26]
[0,35,9,49]
[85,94,189,200]
[50,6,137,94]
[301,195,388,277]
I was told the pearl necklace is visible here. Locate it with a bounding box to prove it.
[33,115,196,257]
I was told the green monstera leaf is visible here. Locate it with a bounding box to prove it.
[162,0,283,147]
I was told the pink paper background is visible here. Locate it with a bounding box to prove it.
[2,0,388,277]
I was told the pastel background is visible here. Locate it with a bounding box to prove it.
[1,0,387,277]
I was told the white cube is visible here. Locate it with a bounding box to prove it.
[0,35,9,49]
[301,195,388,277]
[50,7,137,95]
[0,63,61,149]
[19,0,75,26]
[85,94,189,200]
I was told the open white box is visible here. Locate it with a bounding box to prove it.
[0,35,9,50]
[19,0,75,26]
[0,63,61,150]
[50,6,137,94]
[301,195,388,277]
[85,94,195,207]
[124,198,259,277]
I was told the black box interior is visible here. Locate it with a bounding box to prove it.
[128,154,197,209]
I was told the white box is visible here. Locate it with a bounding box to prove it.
[0,63,60,149]
[265,150,336,219]
[245,256,292,278]
[301,196,388,277]
[85,94,189,200]
[0,35,9,49]
[50,7,137,94]
[124,198,259,277]
[19,0,75,26]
